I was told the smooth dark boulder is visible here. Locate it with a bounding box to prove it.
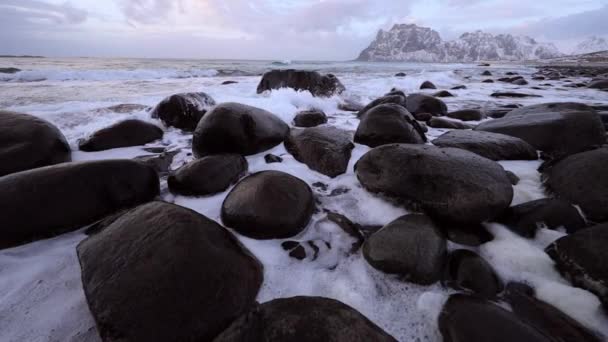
[512,78,529,85]
[542,148,608,222]
[443,249,502,298]
[0,160,159,249]
[476,103,605,157]
[192,102,289,157]
[482,79,494,83]
[497,198,586,237]
[0,111,71,177]
[439,295,550,342]
[420,81,437,89]
[78,119,163,151]
[406,93,448,116]
[150,92,216,131]
[451,85,467,90]
[428,117,473,129]
[440,223,494,247]
[133,150,179,176]
[505,102,594,118]
[78,201,263,342]
[433,90,454,97]
[214,296,397,342]
[546,223,608,309]
[357,94,407,118]
[446,109,485,121]
[482,70,492,76]
[589,79,608,90]
[256,69,345,97]
[0,67,20,74]
[222,80,238,85]
[293,109,328,127]
[491,92,541,98]
[504,283,602,342]
[414,112,432,121]
[221,171,314,239]
[168,154,247,196]
[363,214,446,285]
[354,104,426,148]
[285,126,354,178]
[264,153,282,163]
[395,72,406,77]
[355,144,513,223]
[432,130,538,161]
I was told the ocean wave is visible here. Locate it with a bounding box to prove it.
[0,68,229,82]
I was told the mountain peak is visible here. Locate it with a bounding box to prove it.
[574,36,608,55]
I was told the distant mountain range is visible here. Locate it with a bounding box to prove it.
[573,36,608,55]
[356,24,563,62]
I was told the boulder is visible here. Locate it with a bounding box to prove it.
[214,296,397,342]
[192,102,289,157]
[589,79,608,90]
[440,222,494,247]
[475,103,605,157]
[150,92,216,131]
[512,78,529,85]
[505,102,594,117]
[490,92,542,98]
[414,112,432,121]
[355,144,513,223]
[256,69,345,97]
[264,154,283,163]
[433,90,454,98]
[222,80,238,85]
[357,94,407,118]
[439,295,550,342]
[221,171,314,239]
[446,109,485,121]
[133,150,179,176]
[395,72,406,77]
[78,119,163,151]
[442,249,502,298]
[363,214,446,285]
[0,111,71,177]
[542,148,608,222]
[482,70,492,76]
[0,160,159,249]
[293,109,328,127]
[451,85,467,90]
[482,79,495,83]
[168,154,247,196]
[285,126,354,178]
[432,130,538,161]
[420,81,437,89]
[354,104,426,148]
[428,117,473,129]
[497,198,586,237]
[406,93,448,116]
[546,223,608,309]
[78,201,262,342]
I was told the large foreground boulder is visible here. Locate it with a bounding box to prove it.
[546,223,608,310]
[78,201,263,342]
[475,103,605,157]
[168,154,248,196]
[542,148,608,222]
[0,111,71,177]
[355,144,513,223]
[293,109,328,127]
[215,296,397,342]
[439,295,550,342]
[285,126,354,178]
[354,104,426,148]
[193,102,289,157]
[256,69,345,97]
[221,171,314,239]
[362,214,446,285]
[79,119,163,151]
[0,160,159,249]
[406,93,448,116]
[432,130,538,161]
[150,92,216,131]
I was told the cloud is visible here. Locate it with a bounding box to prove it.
[0,0,87,26]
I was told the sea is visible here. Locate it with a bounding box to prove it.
[1,57,608,342]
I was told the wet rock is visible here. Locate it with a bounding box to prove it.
[414,112,432,121]
[476,103,605,157]
[497,198,587,237]
[406,93,448,116]
[0,111,71,177]
[433,90,454,97]
[338,99,365,112]
[395,72,406,77]
[482,70,492,76]
[432,130,538,161]
[357,94,407,118]
[325,211,365,253]
[512,78,529,85]
[446,109,485,121]
[0,160,159,249]
[355,144,513,223]
[491,92,541,98]
[293,109,328,127]
[504,283,603,342]
[264,153,283,163]
[78,201,262,342]
[443,249,503,298]
[546,223,608,310]
[222,80,238,85]
[355,104,426,148]
[221,171,314,239]
[439,294,550,342]
[451,85,467,90]
[168,154,247,196]
[0,67,20,74]
[286,126,354,177]
[104,103,151,113]
[133,150,179,176]
[506,171,520,185]
[256,69,345,97]
[420,81,437,89]
[589,79,608,90]
[150,92,216,131]
[192,102,289,157]
[78,119,163,152]
[440,222,494,247]
[363,214,446,285]
[428,117,473,129]
[215,296,397,342]
[542,148,608,222]
[506,102,595,117]
[482,79,495,83]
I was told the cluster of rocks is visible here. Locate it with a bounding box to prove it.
[1,68,608,341]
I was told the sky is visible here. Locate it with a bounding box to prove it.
[0,0,607,60]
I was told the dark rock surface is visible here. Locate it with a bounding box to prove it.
[420,81,437,89]
[440,222,494,247]
[406,93,448,116]
[490,92,542,98]
[357,94,407,118]
[428,117,473,129]
[133,150,179,176]
[432,130,538,161]
[168,154,248,196]
[433,90,454,97]
[443,249,503,298]
[79,119,163,151]
[293,109,328,127]
[355,104,426,148]
[257,69,345,97]
[446,109,485,121]
[150,92,216,131]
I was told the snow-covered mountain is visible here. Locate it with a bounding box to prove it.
[573,36,608,55]
[356,24,563,62]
